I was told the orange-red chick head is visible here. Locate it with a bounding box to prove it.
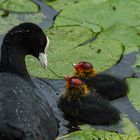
[65,76,82,89]
[64,76,89,97]
[73,61,96,77]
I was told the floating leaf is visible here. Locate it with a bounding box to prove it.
[54,0,140,53]
[133,51,140,73]
[98,25,140,54]
[0,11,46,35]
[56,124,140,140]
[126,78,140,112]
[26,26,123,78]
[0,0,39,13]
[121,114,139,136]
[45,0,108,11]
[45,0,83,11]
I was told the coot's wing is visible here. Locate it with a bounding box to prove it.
[34,88,58,139]
[0,73,58,140]
[0,88,41,139]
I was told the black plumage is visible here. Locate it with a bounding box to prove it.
[59,77,120,125]
[73,61,128,100]
[0,23,58,140]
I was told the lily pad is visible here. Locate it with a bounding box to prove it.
[56,124,140,140]
[126,78,140,112]
[98,25,140,54]
[45,0,108,11]
[133,51,140,73]
[54,0,140,53]
[44,0,83,11]
[121,114,140,136]
[0,11,46,35]
[55,0,140,29]
[26,26,123,79]
[0,0,39,13]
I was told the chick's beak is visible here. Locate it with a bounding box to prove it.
[73,63,76,67]
[38,52,48,69]
[73,63,78,69]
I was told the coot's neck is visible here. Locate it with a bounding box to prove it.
[0,41,30,81]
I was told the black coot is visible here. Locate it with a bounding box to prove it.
[0,23,58,140]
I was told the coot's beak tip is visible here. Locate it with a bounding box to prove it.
[38,52,48,70]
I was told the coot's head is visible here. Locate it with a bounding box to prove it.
[73,61,96,78]
[2,22,49,69]
[64,76,89,100]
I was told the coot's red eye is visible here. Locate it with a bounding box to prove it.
[39,37,46,47]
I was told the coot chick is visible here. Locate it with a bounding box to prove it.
[73,61,128,100]
[0,23,58,140]
[59,76,120,125]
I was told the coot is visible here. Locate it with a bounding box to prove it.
[59,76,120,125]
[73,61,128,100]
[0,23,58,140]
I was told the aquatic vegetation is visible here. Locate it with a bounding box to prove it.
[0,0,39,13]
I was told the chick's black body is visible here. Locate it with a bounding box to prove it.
[82,74,128,100]
[59,93,120,125]
[74,61,128,101]
[59,77,120,125]
[0,23,58,140]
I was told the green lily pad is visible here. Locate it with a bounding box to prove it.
[0,0,39,13]
[55,0,140,29]
[133,51,140,73]
[98,25,140,54]
[0,11,46,35]
[54,0,140,53]
[126,78,140,112]
[44,0,83,11]
[45,0,108,11]
[26,26,123,79]
[121,114,139,135]
[56,124,140,140]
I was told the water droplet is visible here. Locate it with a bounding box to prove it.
[13,90,17,94]
[24,117,27,122]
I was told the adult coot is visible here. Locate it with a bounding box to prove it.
[0,23,58,140]
[59,76,120,125]
[73,61,128,101]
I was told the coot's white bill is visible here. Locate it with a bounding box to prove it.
[46,36,49,49]
[39,52,48,69]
